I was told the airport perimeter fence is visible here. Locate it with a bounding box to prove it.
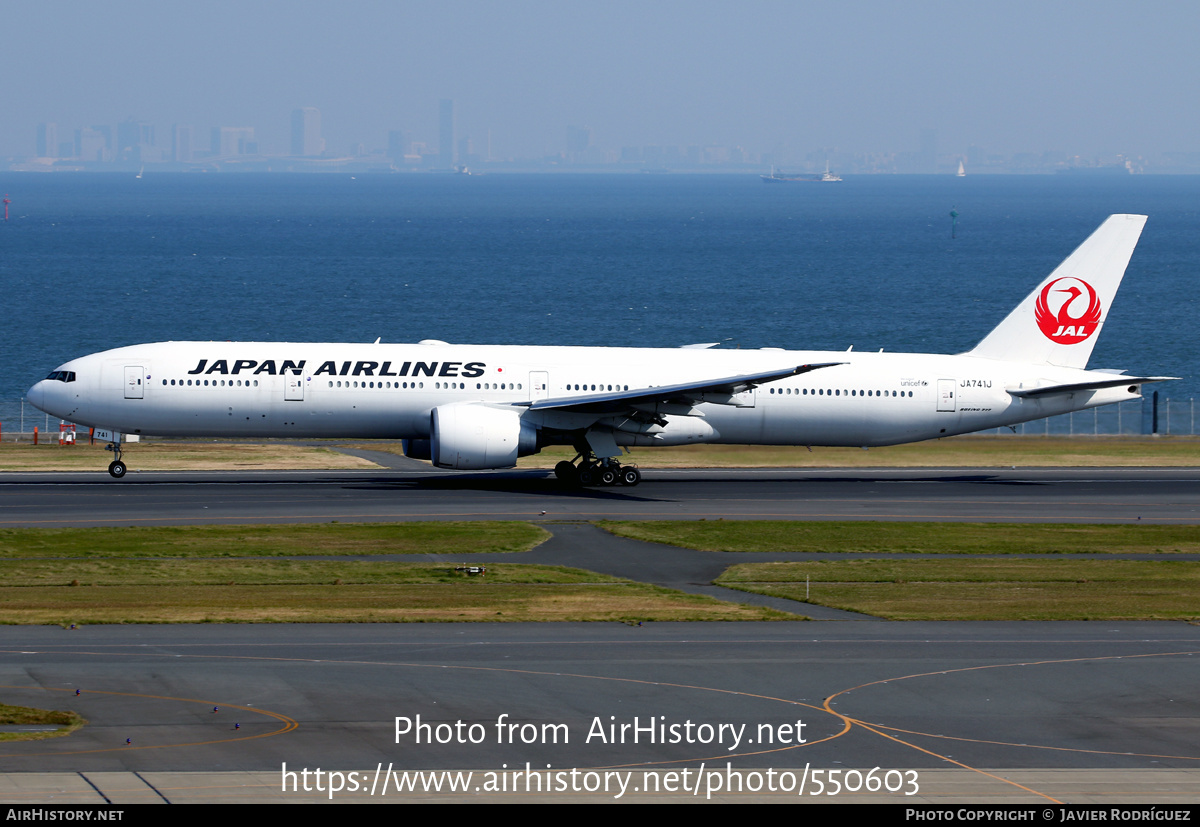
[0,393,1195,441]
[971,394,1194,437]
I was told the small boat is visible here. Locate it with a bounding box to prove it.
[819,161,842,182]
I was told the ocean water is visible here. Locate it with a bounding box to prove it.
[0,172,1196,431]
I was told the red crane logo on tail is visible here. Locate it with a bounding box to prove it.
[1034,277,1102,344]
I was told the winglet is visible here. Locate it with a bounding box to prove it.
[968,215,1147,369]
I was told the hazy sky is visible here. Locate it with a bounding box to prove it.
[4,0,1198,160]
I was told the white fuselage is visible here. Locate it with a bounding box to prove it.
[27,340,1139,450]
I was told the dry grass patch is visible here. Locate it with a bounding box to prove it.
[0,583,797,624]
[0,441,376,472]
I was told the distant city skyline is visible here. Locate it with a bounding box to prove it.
[10,101,1182,175]
[4,1,1199,167]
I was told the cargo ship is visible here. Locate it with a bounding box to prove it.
[760,162,841,183]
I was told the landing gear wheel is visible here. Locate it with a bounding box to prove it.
[108,460,127,479]
[599,467,618,486]
[554,461,576,481]
[619,467,641,486]
[576,465,597,487]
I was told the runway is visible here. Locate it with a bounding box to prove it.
[2,466,1200,526]
[1,466,1198,803]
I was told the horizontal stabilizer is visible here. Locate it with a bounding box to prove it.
[1007,376,1176,399]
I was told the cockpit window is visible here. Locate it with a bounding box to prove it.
[45,371,76,383]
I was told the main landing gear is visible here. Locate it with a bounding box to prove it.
[105,442,126,478]
[554,454,641,487]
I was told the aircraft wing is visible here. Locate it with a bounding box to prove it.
[519,362,844,414]
[1007,376,1176,399]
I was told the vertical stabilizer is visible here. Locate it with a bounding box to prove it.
[968,214,1147,368]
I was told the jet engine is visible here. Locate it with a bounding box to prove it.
[430,404,539,470]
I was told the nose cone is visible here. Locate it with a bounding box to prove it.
[27,380,47,413]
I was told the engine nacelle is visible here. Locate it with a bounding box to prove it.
[430,404,539,470]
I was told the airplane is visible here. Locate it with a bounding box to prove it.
[27,214,1172,485]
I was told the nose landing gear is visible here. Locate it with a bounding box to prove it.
[105,442,127,478]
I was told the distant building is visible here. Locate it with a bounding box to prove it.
[76,128,108,162]
[566,125,591,159]
[458,135,475,165]
[37,123,58,157]
[172,125,193,163]
[291,107,323,156]
[91,125,113,155]
[117,119,155,162]
[211,127,255,156]
[439,99,455,167]
[387,130,407,162]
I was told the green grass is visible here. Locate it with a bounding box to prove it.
[9,519,1194,624]
[0,522,801,623]
[0,522,550,559]
[0,559,619,586]
[600,520,1200,555]
[0,584,799,624]
[0,561,798,624]
[0,702,86,742]
[716,559,1200,620]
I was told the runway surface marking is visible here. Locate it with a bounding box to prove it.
[8,641,1193,802]
[820,649,1200,804]
[0,682,297,758]
[829,650,1200,762]
[2,644,851,766]
[821,700,1062,803]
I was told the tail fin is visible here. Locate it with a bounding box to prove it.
[968,214,1147,369]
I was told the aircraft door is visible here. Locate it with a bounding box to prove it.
[937,379,956,412]
[285,374,305,401]
[529,371,550,402]
[124,366,144,399]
